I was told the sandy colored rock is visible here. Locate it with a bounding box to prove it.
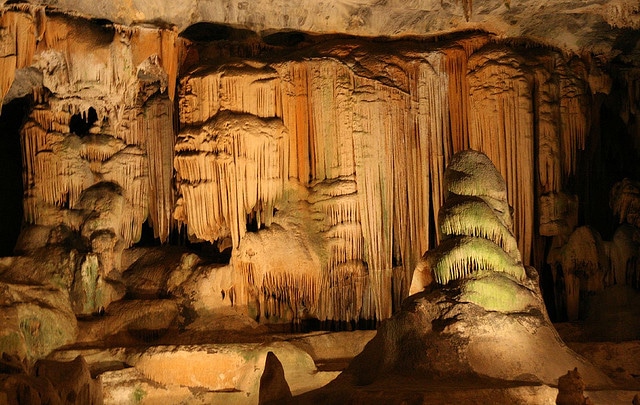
[0,282,77,360]
[126,342,337,396]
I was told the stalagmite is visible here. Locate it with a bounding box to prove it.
[610,178,640,228]
[3,6,618,326]
[439,196,521,262]
[1,4,639,403]
[422,149,526,288]
[428,236,526,285]
[539,192,579,237]
[610,224,640,288]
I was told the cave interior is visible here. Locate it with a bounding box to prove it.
[0,1,639,404]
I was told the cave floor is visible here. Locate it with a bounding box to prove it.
[42,313,640,405]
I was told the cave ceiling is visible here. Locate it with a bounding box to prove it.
[4,0,639,58]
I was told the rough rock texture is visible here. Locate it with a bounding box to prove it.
[92,342,337,405]
[556,368,592,405]
[0,354,103,405]
[0,267,77,360]
[0,1,637,325]
[345,278,609,387]
[258,351,293,405]
[3,0,638,56]
[0,1,638,403]
[295,150,612,403]
[567,340,640,389]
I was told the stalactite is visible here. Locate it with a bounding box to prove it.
[413,53,451,244]
[129,26,182,102]
[443,47,470,153]
[467,47,535,264]
[0,10,39,104]
[232,225,323,324]
[277,61,312,182]
[182,45,510,322]
[260,271,318,323]
[78,135,126,163]
[5,9,184,252]
[220,66,281,118]
[99,146,148,246]
[8,12,605,327]
[558,59,590,176]
[22,108,93,213]
[306,61,357,181]
[180,53,449,321]
[174,112,288,247]
[557,226,610,321]
[179,69,223,126]
[139,97,175,242]
[319,261,366,323]
[23,103,154,247]
[350,79,396,320]
[308,178,366,321]
[534,66,563,194]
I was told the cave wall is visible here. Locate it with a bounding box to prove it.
[1,4,639,324]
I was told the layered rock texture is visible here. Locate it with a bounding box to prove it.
[0,0,639,403]
[296,150,615,404]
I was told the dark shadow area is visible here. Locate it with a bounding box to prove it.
[69,107,98,137]
[572,76,640,241]
[540,262,558,321]
[246,213,260,233]
[0,97,30,256]
[262,31,308,47]
[185,241,232,264]
[180,22,257,42]
[134,219,162,247]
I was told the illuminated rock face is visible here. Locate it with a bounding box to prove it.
[297,150,612,403]
[426,150,526,286]
[173,36,602,324]
[4,0,638,56]
[0,3,637,404]
[0,4,637,330]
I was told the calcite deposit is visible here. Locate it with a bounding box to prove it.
[0,0,639,403]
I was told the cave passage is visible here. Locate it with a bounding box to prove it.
[0,97,30,256]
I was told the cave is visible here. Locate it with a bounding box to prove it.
[0,1,639,404]
[0,96,29,257]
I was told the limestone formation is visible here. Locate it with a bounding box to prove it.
[297,150,612,403]
[258,352,293,405]
[0,353,102,405]
[0,4,636,326]
[611,178,640,229]
[0,1,638,403]
[556,368,592,405]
